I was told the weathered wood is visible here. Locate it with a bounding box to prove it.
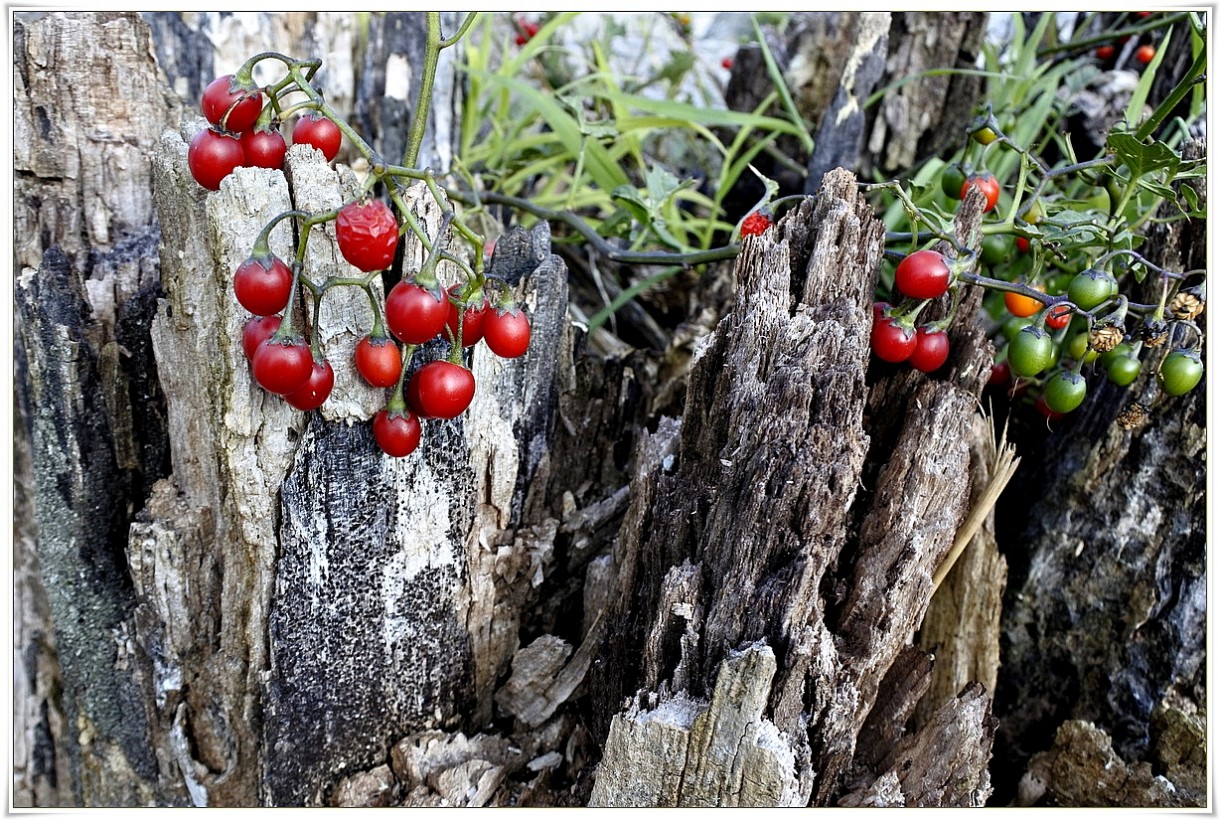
[913,412,1008,730]
[1019,718,1199,807]
[16,250,173,806]
[792,13,892,192]
[590,643,807,807]
[863,13,988,175]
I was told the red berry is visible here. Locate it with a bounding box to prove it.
[988,360,1011,387]
[233,255,293,316]
[1135,44,1156,65]
[354,335,402,388]
[373,409,422,457]
[894,249,952,300]
[284,358,335,411]
[1044,303,1073,331]
[961,172,1001,213]
[1095,44,1115,60]
[385,282,449,344]
[721,56,734,70]
[871,318,917,363]
[909,326,950,373]
[251,338,314,395]
[445,285,487,347]
[482,307,532,359]
[201,75,263,132]
[188,128,245,190]
[336,200,400,273]
[292,112,342,162]
[409,361,476,419]
[1016,236,1031,254]
[406,370,430,418]
[240,127,287,169]
[740,212,772,237]
[242,315,282,360]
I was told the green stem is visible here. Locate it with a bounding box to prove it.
[386,343,417,414]
[1135,44,1207,141]
[439,12,479,49]
[403,12,442,168]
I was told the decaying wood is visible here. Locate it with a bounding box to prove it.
[15,11,1207,810]
[590,643,807,807]
[586,169,999,807]
[914,412,1011,729]
[863,12,988,175]
[1018,717,1201,808]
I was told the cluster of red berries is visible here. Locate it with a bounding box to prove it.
[870,249,955,373]
[235,199,532,457]
[188,74,342,190]
[514,17,540,46]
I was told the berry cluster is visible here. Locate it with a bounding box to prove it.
[188,74,342,191]
[867,74,1205,424]
[235,201,531,457]
[188,58,532,459]
[870,249,959,374]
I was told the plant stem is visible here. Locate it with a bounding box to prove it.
[403,12,442,168]
[450,189,742,268]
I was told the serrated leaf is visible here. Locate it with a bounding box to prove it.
[1106,132,1182,177]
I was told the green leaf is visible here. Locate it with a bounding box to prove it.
[645,165,683,206]
[471,70,629,192]
[610,185,650,224]
[1106,132,1182,177]
[652,50,696,89]
[1125,27,1171,128]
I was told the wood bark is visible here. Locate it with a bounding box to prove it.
[720,12,987,212]
[586,174,1000,807]
[12,11,1207,810]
